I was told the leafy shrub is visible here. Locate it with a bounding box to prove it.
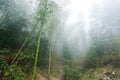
[64,65,82,80]
[0,58,26,80]
[85,37,120,68]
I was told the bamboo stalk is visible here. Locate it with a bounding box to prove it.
[32,0,48,79]
[32,22,44,80]
[11,17,41,64]
[48,46,52,80]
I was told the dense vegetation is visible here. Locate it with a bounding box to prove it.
[0,0,120,80]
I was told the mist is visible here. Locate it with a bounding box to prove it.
[1,0,120,58]
[1,0,120,80]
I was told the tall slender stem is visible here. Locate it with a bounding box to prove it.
[32,22,44,80]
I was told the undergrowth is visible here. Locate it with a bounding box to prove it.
[0,58,26,80]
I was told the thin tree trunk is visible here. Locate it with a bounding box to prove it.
[48,47,52,80]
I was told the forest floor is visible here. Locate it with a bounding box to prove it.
[81,65,120,80]
[36,65,120,80]
[36,66,64,80]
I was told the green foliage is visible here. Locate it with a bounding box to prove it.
[38,37,49,68]
[62,45,82,80]
[0,0,9,23]
[0,0,29,50]
[64,65,82,80]
[81,66,120,80]
[0,18,28,49]
[16,50,35,73]
[85,37,120,68]
[51,70,59,77]
[0,58,25,80]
